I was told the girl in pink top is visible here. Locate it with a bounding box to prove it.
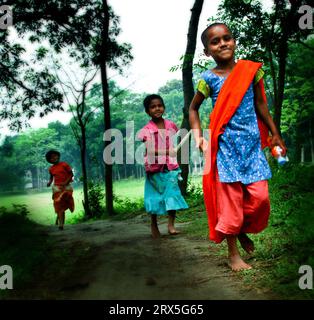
[138,94,188,238]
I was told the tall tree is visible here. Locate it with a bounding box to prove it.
[100,0,114,215]
[52,57,98,217]
[2,0,133,215]
[180,0,204,195]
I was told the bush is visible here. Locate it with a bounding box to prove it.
[0,204,48,296]
[84,181,144,219]
[113,195,144,217]
[86,181,106,218]
[186,179,204,206]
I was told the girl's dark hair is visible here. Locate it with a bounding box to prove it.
[143,94,165,112]
[45,149,60,162]
[201,22,233,48]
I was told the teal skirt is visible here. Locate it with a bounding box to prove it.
[144,169,189,215]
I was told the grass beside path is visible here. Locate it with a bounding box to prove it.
[0,178,146,225]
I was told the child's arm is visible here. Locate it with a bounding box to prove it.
[63,171,74,186]
[254,84,287,155]
[189,91,207,152]
[47,173,53,187]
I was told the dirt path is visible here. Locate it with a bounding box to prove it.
[43,215,277,300]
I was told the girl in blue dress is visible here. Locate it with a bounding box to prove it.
[189,23,286,271]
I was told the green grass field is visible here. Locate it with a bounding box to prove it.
[0,176,202,225]
[0,179,146,225]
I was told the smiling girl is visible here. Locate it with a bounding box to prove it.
[138,94,188,238]
[189,23,286,271]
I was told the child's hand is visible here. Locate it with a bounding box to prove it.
[169,148,177,158]
[196,137,208,153]
[270,135,287,156]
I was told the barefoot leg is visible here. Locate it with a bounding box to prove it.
[168,210,180,235]
[238,233,255,254]
[226,235,252,271]
[151,214,161,239]
[58,211,65,230]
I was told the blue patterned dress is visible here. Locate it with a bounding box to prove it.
[197,69,272,184]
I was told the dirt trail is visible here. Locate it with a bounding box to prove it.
[44,215,277,300]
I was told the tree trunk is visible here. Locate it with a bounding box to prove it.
[80,125,92,217]
[310,119,314,163]
[272,0,299,134]
[117,165,121,181]
[101,0,114,215]
[274,31,288,133]
[301,146,305,164]
[179,0,204,195]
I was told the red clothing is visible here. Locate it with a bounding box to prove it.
[215,178,270,243]
[203,60,270,243]
[138,119,179,173]
[49,162,73,186]
[52,185,75,214]
[49,162,74,214]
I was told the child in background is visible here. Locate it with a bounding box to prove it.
[46,150,74,230]
[138,94,188,238]
[189,23,286,271]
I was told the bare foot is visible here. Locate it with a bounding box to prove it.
[151,224,161,239]
[238,233,255,254]
[168,226,180,235]
[228,255,252,271]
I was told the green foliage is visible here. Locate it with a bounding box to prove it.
[82,180,144,219]
[281,39,314,162]
[215,0,312,61]
[186,179,204,206]
[113,195,144,217]
[0,32,63,130]
[245,164,314,299]
[0,126,70,192]
[0,137,25,191]
[87,181,106,218]
[0,204,48,296]
[1,0,132,130]
[158,79,184,125]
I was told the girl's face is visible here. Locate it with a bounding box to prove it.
[204,25,236,63]
[147,98,165,120]
[49,153,60,164]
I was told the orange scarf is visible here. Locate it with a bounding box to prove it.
[203,60,269,243]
